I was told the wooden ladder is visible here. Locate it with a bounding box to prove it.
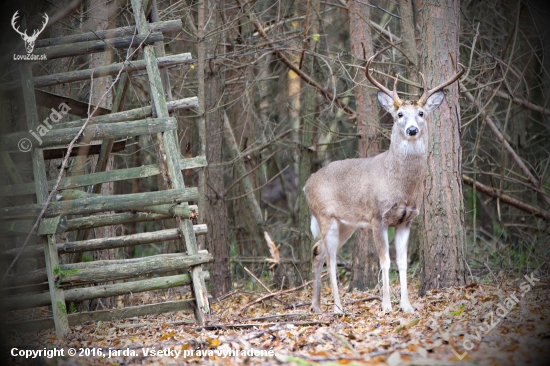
[1,3,210,339]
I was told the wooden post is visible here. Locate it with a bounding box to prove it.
[131,0,209,324]
[20,63,70,339]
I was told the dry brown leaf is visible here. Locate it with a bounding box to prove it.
[264,231,280,268]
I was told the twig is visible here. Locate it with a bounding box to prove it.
[223,148,281,196]
[462,87,550,207]
[248,312,311,321]
[327,330,360,357]
[225,165,290,202]
[190,320,329,331]
[345,296,382,305]
[237,276,323,315]
[235,0,355,115]
[283,302,312,310]
[462,175,550,221]
[244,267,272,293]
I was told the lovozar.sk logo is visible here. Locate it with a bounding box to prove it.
[11,10,48,61]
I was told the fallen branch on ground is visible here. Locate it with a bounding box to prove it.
[237,275,326,315]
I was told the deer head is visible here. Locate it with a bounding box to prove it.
[365,55,465,146]
[11,11,49,54]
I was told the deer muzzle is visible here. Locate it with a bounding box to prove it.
[406,126,419,136]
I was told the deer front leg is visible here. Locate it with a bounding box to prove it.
[372,222,391,311]
[311,241,325,314]
[395,223,414,312]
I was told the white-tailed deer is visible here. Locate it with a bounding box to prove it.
[305,55,465,313]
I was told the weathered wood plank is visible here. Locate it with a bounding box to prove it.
[3,224,207,259]
[6,299,204,333]
[52,97,198,130]
[42,140,127,160]
[58,229,181,254]
[35,20,182,48]
[66,212,206,233]
[35,54,190,88]
[2,272,210,311]
[36,33,163,60]
[0,188,199,220]
[59,252,212,284]
[20,63,70,339]
[51,98,194,131]
[130,0,209,325]
[0,164,160,197]
[0,156,206,197]
[33,89,110,117]
[3,238,209,289]
[1,118,176,151]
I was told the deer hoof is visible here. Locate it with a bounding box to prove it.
[401,303,414,313]
[333,305,344,314]
[311,305,322,314]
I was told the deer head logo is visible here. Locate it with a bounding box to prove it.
[11,11,49,54]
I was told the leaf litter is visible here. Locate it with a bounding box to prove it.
[5,272,550,365]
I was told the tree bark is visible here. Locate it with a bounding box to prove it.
[398,0,422,266]
[202,0,231,298]
[87,0,116,311]
[419,0,466,295]
[296,0,321,281]
[348,0,380,291]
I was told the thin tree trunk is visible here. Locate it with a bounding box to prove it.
[419,0,466,295]
[296,0,321,282]
[399,0,419,86]
[87,0,116,310]
[202,0,231,298]
[349,0,380,291]
[398,0,421,266]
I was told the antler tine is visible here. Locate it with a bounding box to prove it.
[417,64,466,106]
[365,55,400,102]
[31,13,49,39]
[40,13,49,31]
[11,11,27,37]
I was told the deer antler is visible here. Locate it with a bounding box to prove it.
[11,11,27,38]
[417,64,466,107]
[365,54,401,103]
[29,13,48,41]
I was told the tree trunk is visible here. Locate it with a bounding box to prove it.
[398,0,421,266]
[202,0,231,298]
[348,0,380,291]
[296,0,321,282]
[419,0,466,296]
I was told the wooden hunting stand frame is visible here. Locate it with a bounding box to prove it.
[1,1,210,338]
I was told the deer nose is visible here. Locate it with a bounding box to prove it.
[406,126,418,136]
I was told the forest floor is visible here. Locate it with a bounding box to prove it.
[5,270,550,365]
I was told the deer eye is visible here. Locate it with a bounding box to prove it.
[418,111,424,117]
[398,112,403,118]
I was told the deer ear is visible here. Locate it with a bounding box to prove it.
[423,91,444,113]
[377,92,395,113]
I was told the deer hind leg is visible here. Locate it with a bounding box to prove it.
[372,222,392,311]
[324,220,355,314]
[311,240,325,314]
[311,218,354,314]
[395,223,414,312]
